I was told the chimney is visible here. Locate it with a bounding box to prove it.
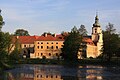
[45,33,47,37]
[16,36,19,39]
[54,34,56,37]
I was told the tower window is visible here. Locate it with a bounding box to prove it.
[95,29,97,33]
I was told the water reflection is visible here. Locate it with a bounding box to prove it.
[2,64,120,80]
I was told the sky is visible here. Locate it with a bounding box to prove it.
[0,0,120,35]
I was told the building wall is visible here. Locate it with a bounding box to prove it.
[30,41,64,59]
[86,44,97,58]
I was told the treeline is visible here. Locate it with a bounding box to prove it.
[101,23,120,61]
[60,23,120,62]
[0,32,20,71]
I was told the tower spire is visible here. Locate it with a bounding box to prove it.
[93,12,100,27]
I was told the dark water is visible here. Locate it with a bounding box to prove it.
[1,64,120,80]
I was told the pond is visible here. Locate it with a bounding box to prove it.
[1,64,120,80]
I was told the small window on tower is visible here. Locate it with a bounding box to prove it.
[95,29,97,33]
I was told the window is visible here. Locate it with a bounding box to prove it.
[37,75,39,78]
[95,29,97,33]
[51,42,53,44]
[24,45,26,47]
[56,75,57,78]
[38,53,39,56]
[38,42,39,44]
[37,46,39,49]
[41,53,43,56]
[41,42,43,44]
[41,46,43,49]
[40,75,42,78]
[51,75,53,78]
[49,53,51,56]
[51,46,53,49]
[56,42,58,44]
[47,46,49,49]
[56,46,58,49]
[46,75,48,78]
[47,42,49,44]
[56,53,58,56]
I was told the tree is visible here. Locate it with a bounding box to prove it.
[78,25,87,36]
[102,23,120,61]
[14,29,30,36]
[61,26,83,61]
[9,37,21,62]
[0,32,12,70]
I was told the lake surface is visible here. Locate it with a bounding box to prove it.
[1,64,120,80]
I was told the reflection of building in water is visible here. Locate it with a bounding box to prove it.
[34,66,62,80]
[6,65,104,80]
[75,65,103,80]
[86,66,103,80]
[20,73,34,80]
[17,65,62,80]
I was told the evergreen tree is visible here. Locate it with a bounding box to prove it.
[61,26,82,61]
[102,23,120,61]
[0,32,12,70]
[78,25,88,36]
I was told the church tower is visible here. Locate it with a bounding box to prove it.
[92,13,103,56]
[0,9,5,32]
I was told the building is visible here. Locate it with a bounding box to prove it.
[11,14,103,59]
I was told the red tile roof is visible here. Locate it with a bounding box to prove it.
[36,34,64,41]
[12,34,95,46]
[12,34,64,44]
[83,38,95,46]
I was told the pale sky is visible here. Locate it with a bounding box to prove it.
[0,0,120,35]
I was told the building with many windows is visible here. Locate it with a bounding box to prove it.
[12,14,103,59]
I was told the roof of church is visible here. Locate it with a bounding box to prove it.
[83,38,95,46]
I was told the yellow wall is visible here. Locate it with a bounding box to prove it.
[86,44,97,58]
[31,41,63,59]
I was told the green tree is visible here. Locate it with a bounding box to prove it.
[102,23,120,61]
[61,26,83,61]
[9,38,21,62]
[14,29,30,36]
[0,32,12,70]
